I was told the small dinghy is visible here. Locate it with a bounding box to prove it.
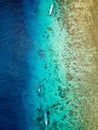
[49,3,54,15]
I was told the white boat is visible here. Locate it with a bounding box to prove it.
[44,110,48,126]
[49,3,54,15]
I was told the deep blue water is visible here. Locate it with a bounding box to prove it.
[0,0,39,129]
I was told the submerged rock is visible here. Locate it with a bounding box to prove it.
[62,115,67,120]
[66,73,73,80]
[47,27,53,31]
[66,99,71,105]
[69,110,74,116]
[58,87,67,98]
[60,106,64,110]
[36,115,43,122]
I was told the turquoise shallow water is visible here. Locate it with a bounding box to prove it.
[23,0,77,129]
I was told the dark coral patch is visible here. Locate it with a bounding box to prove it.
[66,73,73,80]
[58,87,67,98]
[47,27,53,31]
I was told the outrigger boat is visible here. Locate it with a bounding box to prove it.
[49,3,54,15]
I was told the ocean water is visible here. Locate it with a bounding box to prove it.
[0,0,82,129]
[1,0,98,130]
[0,0,75,130]
[0,0,38,129]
